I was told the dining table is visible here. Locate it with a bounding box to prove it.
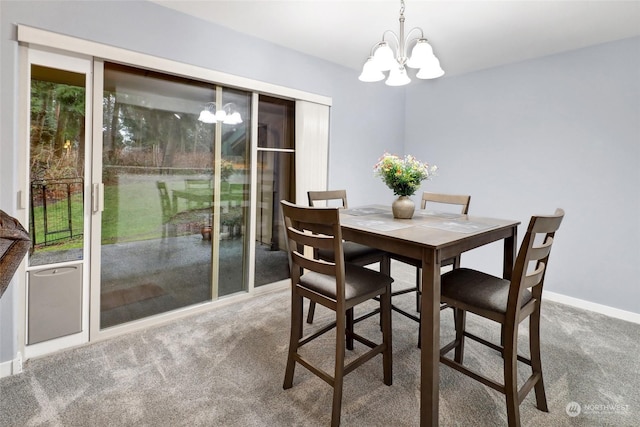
[339,205,520,426]
[171,188,214,214]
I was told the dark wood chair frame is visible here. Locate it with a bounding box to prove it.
[281,200,393,427]
[305,190,390,328]
[439,208,565,427]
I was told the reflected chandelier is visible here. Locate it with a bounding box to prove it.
[359,0,444,86]
[198,102,243,125]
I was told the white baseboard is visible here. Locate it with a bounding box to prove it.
[544,291,640,325]
[0,360,12,378]
[0,352,22,379]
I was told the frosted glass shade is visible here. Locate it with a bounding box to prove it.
[406,39,435,69]
[416,57,445,79]
[372,42,396,71]
[385,66,410,86]
[198,109,216,123]
[358,57,385,82]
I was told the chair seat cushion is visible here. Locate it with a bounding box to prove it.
[300,264,393,302]
[317,241,384,264]
[441,268,532,315]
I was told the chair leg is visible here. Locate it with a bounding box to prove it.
[283,291,303,389]
[530,307,549,412]
[332,310,347,427]
[346,308,355,350]
[381,286,393,385]
[306,300,316,324]
[503,325,521,427]
[453,308,466,364]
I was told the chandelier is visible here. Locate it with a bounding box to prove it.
[358,0,444,86]
[198,102,243,125]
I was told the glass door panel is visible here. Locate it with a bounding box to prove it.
[254,96,295,287]
[217,88,251,296]
[100,63,251,328]
[28,65,86,267]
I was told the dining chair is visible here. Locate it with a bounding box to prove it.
[280,200,393,427]
[439,208,565,427]
[184,178,212,210]
[156,181,174,238]
[305,190,390,326]
[390,192,471,337]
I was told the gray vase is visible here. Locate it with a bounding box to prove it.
[392,196,415,219]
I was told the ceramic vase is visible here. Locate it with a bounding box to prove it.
[392,195,415,219]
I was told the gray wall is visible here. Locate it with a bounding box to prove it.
[0,0,404,363]
[405,36,640,313]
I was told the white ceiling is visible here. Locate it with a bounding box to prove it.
[153,0,640,77]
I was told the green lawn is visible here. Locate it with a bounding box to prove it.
[33,177,246,252]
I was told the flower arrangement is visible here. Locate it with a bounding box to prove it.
[373,152,437,197]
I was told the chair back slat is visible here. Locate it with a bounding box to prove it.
[523,262,546,289]
[291,251,336,276]
[287,226,335,250]
[308,189,348,208]
[421,192,471,214]
[528,236,554,262]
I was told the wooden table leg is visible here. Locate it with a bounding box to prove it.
[503,225,517,280]
[420,249,440,427]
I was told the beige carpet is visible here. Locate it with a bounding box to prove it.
[1,284,639,426]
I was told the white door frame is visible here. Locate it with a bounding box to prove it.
[17,47,93,360]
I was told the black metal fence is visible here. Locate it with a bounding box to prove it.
[30,178,84,246]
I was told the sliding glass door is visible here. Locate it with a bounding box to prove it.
[99,63,251,328]
[19,34,330,357]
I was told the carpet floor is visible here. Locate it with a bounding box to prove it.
[1,278,638,426]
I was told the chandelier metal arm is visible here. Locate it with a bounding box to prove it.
[380,23,424,65]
